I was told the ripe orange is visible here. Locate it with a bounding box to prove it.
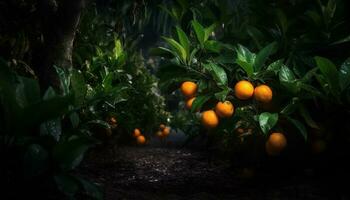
[156,131,164,138]
[162,127,171,136]
[159,124,166,130]
[201,110,219,129]
[136,135,146,144]
[234,80,254,100]
[215,101,234,118]
[266,132,287,156]
[133,128,141,138]
[236,128,245,134]
[110,117,117,124]
[254,84,273,103]
[186,97,196,109]
[180,81,197,98]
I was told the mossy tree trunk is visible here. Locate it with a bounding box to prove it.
[34,0,85,91]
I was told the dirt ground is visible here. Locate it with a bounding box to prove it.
[77,145,347,200]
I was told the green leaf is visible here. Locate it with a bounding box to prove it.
[69,112,80,128]
[203,62,228,86]
[279,65,300,94]
[339,57,350,90]
[191,95,211,112]
[287,117,307,141]
[246,26,265,49]
[235,44,255,76]
[280,97,299,115]
[191,20,205,46]
[204,23,216,41]
[40,119,62,141]
[236,60,254,77]
[214,87,230,101]
[331,34,350,45]
[75,176,103,200]
[259,112,278,134]
[19,95,72,132]
[53,136,97,170]
[254,42,278,71]
[299,104,319,129]
[315,56,340,97]
[162,36,187,63]
[267,59,283,74]
[71,69,87,106]
[176,27,190,58]
[204,40,222,53]
[149,47,174,58]
[279,65,296,82]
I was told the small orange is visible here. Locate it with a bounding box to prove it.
[136,135,146,144]
[186,97,196,109]
[162,127,171,136]
[110,117,117,124]
[201,110,219,129]
[254,84,273,103]
[234,80,255,100]
[180,81,197,98]
[215,101,234,118]
[133,128,141,138]
[266,132,287,156]
[156,131,164,138]
[159,124,166,130]
[236,128,245,134]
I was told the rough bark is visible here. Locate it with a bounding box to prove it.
[35,0,85,91]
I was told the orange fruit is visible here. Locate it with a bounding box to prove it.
[266,132,287,156]
[162,127,171,136]
[136,135,146,144]
[159,124,166,130]
[186,97,196,109]
[180,81,197,98]
[236,128,245,134]
[234,80,254,100]
[110,117,117,124]
[215,101,234,118]
[201,110,219,129]
[133,128,141,138]
[156,131,164,138]
[254,84,273,103]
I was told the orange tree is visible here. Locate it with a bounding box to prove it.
[152,19,328,157]
[152,0,350,162]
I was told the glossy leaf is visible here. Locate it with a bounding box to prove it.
[315,56,340,97]
[191,95,211,112]
[259,112,278,134]
[254,42,278,71]
[204,62,228,86]
[287,117,307,141]
[339,57,350,90]
[176,27,190,58]
[191,20,205,46]
[162,37,187,63]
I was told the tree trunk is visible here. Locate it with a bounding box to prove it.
[35,0,85,91]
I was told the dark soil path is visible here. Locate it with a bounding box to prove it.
[79,146,337,200]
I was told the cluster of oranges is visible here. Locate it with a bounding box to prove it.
[156,124,171,138]
[132,128,146,145]
[180,80,287,156]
